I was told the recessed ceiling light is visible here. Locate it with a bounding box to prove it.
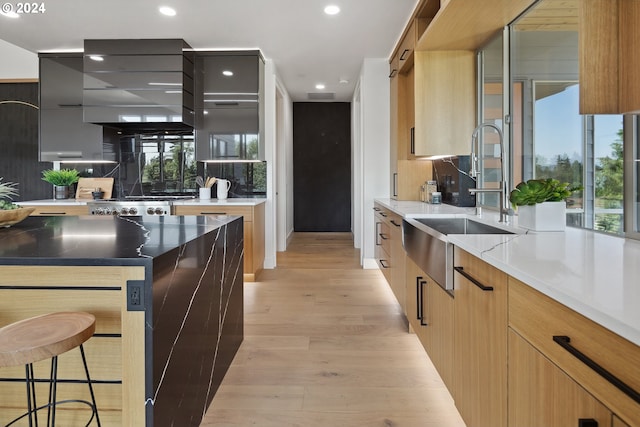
[315,83,326,90]
[339,79,349,84]
[222,70,234,77]
[159,6,176,16]
[324,5,340,15]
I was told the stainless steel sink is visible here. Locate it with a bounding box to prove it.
[403,217,513,291]
[414,218,513,236]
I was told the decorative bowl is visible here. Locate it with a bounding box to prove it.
[0,207,35,228]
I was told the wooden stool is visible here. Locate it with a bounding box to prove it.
[0,312,101,426]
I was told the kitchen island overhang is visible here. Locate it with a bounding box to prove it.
[0,214,244,427]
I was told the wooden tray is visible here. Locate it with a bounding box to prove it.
[76,177,114,200]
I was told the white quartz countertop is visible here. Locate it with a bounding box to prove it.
[375,198,640,346]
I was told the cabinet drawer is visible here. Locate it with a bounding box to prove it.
[509,277,640,426]
[173,205,253,221]
[27,205,88,216]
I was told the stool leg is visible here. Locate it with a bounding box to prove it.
[24,363,35,427]
[47,356,59,427]
[79,344,101,427]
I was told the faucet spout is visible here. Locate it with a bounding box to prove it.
[469,123,509,223]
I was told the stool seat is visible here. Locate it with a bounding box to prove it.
[0,312,96,368]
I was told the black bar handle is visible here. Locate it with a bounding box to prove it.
[380,212,388,217]
[373,207,381,211]
[578,419,598,427]
[416,276,423,321]
[399,49,410,61]
[410,127,415,154]
[419,280,428,326]
[389,69,397,78]
[553,335,640,404]
[379,233,389,240]
[390,219,401,227]
[379,260,390,269]
[453,266,494,291]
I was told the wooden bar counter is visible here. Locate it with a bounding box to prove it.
[0,215,244,426]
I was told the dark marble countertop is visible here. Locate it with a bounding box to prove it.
[0,215,239,264]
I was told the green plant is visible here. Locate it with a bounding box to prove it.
[41,168,80,186]
[0,177,20,210]
[509,178,582,208]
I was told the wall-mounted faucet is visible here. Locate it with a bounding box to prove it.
[468,123,510,223]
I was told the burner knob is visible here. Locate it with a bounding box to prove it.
[119,208,128,215]
[155,207,164,215]
[129,207,138,215]
[147,207,155,215]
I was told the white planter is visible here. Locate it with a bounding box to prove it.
[517,201,566,231]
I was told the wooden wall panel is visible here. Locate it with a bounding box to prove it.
[0,82,51,201]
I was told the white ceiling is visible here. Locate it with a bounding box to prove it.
[0,0,419,101]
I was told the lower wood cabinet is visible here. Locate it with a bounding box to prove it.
[373,203,406,312]
[509,277,640,427]
[173,203,265,281]
[453,247,508,427]
[508,328,613,427]
[405,256,454,391]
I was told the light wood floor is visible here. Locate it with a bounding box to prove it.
[201,232,466,427]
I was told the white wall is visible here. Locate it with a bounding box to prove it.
[263,59,294,268]
[353,58,390,268]
[0,40,38,78]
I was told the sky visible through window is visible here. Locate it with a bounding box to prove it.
[534,84,622,164]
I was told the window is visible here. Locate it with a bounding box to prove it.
[476,0,633,238]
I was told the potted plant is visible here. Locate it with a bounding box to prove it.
[509,178,581,231]
[41,168,80,199]
[0,178,34,227]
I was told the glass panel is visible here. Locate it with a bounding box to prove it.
[593,116,624,234]
[478,32,504,210]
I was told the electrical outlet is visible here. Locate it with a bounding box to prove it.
[127,280,145,311]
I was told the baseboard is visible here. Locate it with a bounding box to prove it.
[362,258,379,269]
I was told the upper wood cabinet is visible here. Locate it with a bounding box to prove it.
[414,50,476,157]
[579,0,640,114]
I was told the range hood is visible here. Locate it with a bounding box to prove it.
[83,39,195,133]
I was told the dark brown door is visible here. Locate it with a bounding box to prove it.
[293,102,351,232]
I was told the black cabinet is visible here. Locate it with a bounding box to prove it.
[39,53,118,162]
[194,51,264,161]
[83,39,194,131]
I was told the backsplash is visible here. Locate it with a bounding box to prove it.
[63,133,266,199]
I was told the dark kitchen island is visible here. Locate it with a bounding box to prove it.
[0,214,244,426]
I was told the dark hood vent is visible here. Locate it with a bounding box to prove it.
[83,39,194,132]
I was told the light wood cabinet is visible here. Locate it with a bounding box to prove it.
[414,50,476,157]
[579,0,640,114]
[508,328,613,427]
[453,247,508,427]
[373,203,405,309]
[24,204,89,216]
[405,256,455,391]
[509,277,640,427]
[173,203,265,281]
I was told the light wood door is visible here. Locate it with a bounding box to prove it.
[423,280,454,391]
[389,212,406,312]
[508,328,613,427]
[453,247,508,427]
[414,50,476,157]
[404,257,454,392]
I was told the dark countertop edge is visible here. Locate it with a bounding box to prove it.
[0,257,152,266]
